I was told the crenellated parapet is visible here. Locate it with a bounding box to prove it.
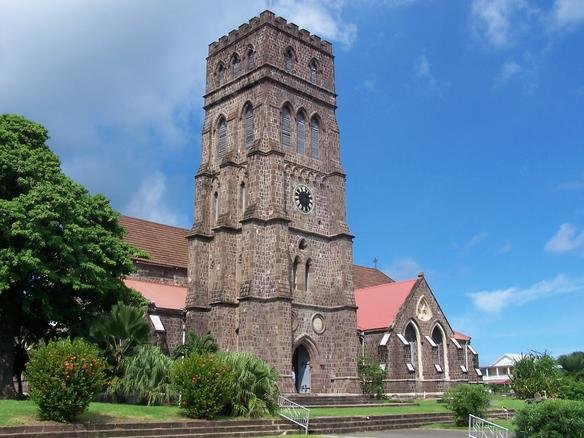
[208,10,332,57]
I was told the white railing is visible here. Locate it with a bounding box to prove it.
[468,414,509,438]
[278,395,310,434]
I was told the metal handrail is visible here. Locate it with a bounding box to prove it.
[468,414,509,438]
[278,395,310,434]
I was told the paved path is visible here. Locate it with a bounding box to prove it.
[322,429,468,437]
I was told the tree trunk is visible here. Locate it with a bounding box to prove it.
[0,315,16,398]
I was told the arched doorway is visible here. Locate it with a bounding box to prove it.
[292,345,311,393]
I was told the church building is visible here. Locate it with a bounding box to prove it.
[120,11,481,396]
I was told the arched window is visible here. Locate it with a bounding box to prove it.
[217,64,225,86]
[281,106,291,148]
[304,259,311,292]
[232,54,240,77]
[296,112,305,154]
[247,48,255,69]
[217,117,227,159]
[239,182,247,212]
[244,104,253,149]
[213,192,219,223]
[310,116,319,159]
[309,59,317,82]
[284,47,294,72]
[432,326,444,371]
[291,256,300,290]
[405,323,418,371]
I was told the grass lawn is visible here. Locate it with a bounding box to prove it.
[0,395,527,427]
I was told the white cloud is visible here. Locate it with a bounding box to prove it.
[495,60,523,86]
[272,0,357,48]
[470,0,536,48]
[545,223,584,254]
[468,274,584,313]
[557,176,584,191]
[412,54,441,94]
[467,231,489,248]
[385,257,422,280]
[497,240,513,254]
[126,172,188,227]
[551,0,584,30]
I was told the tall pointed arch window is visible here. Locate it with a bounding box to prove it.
[304,259,311,292]
[310,116,319,159]
[232,55,240,77]
[281,106,291,148]
[431,326,444,372]
[247,48,255,69]
[404,323,418,372]
[309,59,317,82]
[244,104,253,149]
[284,47,294,72]
[296,112,305,154]
[291,256,300,290]
[217,64,225,86]
[217,117,227,159]
[213,192,219,224]
[239,182,247,213]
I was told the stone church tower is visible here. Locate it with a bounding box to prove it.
[186,11,359,394]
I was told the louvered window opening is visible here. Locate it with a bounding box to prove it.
[284,49,293,72]
[233,57,240,76]
[248,50,255,69]
[304,260,310,292]
[296,113,305,154]
[310,61,317,82]
[217,119,227,158]
[310,118,319,158]
[244,105,253,149]
[218,65,225,86]
[281,107,291,148]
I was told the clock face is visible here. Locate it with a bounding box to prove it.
[294,185,314,213]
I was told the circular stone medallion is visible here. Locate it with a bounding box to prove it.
[312,314,325,334]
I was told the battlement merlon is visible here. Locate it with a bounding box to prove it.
[208,10,333,57]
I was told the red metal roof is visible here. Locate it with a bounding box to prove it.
[355,279,417,331]
[454,331,471,341]
[124,278,186,310]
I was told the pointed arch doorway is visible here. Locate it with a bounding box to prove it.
[292,345,311,393]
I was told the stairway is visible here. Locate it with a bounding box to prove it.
[0,419,299,438]
[285,394,414,407]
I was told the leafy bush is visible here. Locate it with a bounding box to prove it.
[514,399,584,438]
[172,332,218,359]
[443,384,490,426]
[108,345,176,405]
[358,356,385,399]
[26,338,105,422]
[171,353,235,419]
[558,376,584,401]
[223,352,279,417]
[510,353,561,399]
[558,351,584,380]
[89,303,151,376]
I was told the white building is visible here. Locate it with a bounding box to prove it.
[480,353,524,385]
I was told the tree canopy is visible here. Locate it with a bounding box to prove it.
[0,114,144,397]
[510,353,562,399]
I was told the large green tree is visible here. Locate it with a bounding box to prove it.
[0,114,143,397]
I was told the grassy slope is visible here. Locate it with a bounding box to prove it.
[0,396,526,427]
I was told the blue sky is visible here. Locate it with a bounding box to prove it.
[1,0,583,365]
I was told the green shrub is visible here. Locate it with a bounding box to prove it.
[108,345,176,405]
[223,352,279,417]
[510,353,562,399]
[443,384,490,426]
[358,356,385,399]
[171,353,235,419]
[26,338,105,422]
[89,303,151,377]
[514,399,584,438]
[558,376,584,401]
[172,332,218,359]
